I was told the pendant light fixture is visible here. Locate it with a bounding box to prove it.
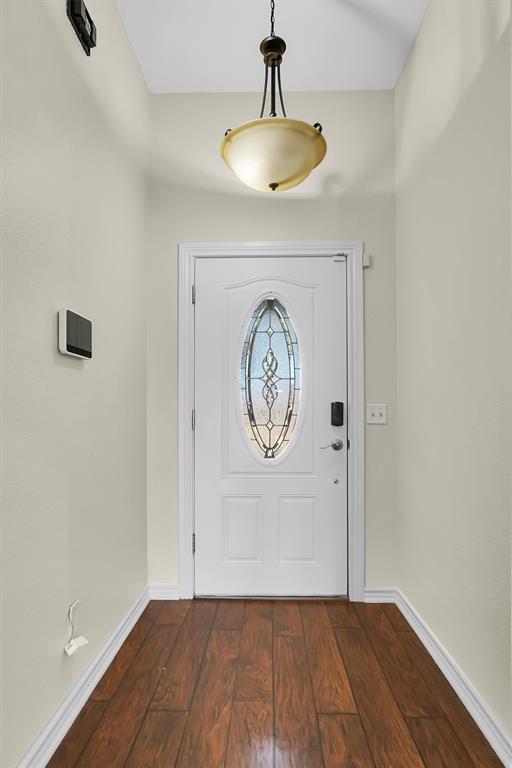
[221,0,327,193]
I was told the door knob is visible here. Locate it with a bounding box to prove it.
[320,439,344,451]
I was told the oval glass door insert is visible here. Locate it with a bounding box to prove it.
[240,297,301,459]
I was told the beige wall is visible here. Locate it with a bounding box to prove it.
[147,91,397,590]
[2,1,511,764]
[395,0,511,733]
[0,2,149,765]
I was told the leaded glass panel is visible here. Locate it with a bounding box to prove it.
[240,297,300,459]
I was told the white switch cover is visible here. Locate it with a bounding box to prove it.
[366,404,387,424]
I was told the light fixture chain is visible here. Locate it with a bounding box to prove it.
[270,0,275,36]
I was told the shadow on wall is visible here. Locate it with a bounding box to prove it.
[149,91,395,201]
[396,0,510,187]
[147,179,395,243]
[343,0,425,47]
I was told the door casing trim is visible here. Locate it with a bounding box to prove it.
[178,241,365,601]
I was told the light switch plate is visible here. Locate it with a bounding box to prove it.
[366,404,387,424]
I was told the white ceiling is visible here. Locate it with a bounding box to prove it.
[116,0,428,94]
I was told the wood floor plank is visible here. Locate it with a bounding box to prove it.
[324,599,361,629]
[125,710,188,767]
[151,599,217,710]
[235,600,273,702]
[354,603,443,718]
[273,600,303,636]
[225,701,273,768]
[176,629,240,768]
[384,603,412,633]
[156,599,191,626]
[406,717,474,767]
[335,628,424,768]
[300,601,356,713]
[274,635,324,768]
[91,601,162,701]
[50,598,501,768]
[214,599,245,630]
[319,714,376,768]
[76,624,179,768]
[400,631,502,768]
[47,701,106,767]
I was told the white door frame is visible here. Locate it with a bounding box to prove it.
[178,241,365,601]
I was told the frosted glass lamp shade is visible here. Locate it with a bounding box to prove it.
[221,117,327,192]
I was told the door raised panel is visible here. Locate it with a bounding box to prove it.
[224,496,263,563]
[279,496,318,564]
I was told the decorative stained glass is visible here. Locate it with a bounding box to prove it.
[241,298,300,459]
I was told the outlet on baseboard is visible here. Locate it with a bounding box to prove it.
[366,403,387,424]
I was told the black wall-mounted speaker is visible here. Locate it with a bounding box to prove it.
[67,0,96,56]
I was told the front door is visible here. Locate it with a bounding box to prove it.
[194,255,347,596]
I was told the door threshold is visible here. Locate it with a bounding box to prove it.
[194,594,349,600]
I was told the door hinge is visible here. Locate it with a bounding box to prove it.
[192,284,196,304]
[191,409,196,430]
[192,533,196,554]
[347,438,351,449]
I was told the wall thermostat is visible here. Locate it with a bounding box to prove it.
[58,309,92,359]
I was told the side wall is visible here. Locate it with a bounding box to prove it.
[0,3,149,765]
[146,91,397,592]
[395,0,511,732]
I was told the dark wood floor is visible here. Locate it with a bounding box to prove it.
[48,599,502,767]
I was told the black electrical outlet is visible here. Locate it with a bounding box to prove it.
[67,0,97,56]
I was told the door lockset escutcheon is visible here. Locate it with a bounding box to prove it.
[320,439,344,451]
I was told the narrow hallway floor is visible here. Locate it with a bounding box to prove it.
[49,598,502,767]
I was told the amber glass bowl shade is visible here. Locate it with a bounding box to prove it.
[221,117,327,192]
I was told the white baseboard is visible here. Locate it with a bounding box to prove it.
[363,588,397,603]
[17,588,150,768]
[364,587,512,767]
[147,583,186,600]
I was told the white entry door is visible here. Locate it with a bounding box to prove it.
[194,255,347,596]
